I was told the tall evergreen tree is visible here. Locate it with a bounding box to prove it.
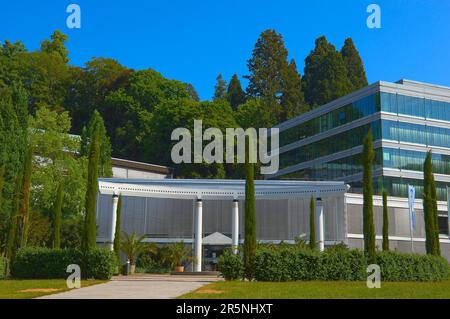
[81,110,112,178]
[340,38,368,91]
[113,195,122,258]
[6,173,23,262]
[19,144,33,247]
[53,181,64,249]
[382,189,389,251]
[227,74,246,111]
[303,36,352,108]
[362,129,376,263]
[309,195,316,250]
[245,29,305,124]
[213,74,227,100]
[243,136,256,280]
[423,151,440,256]
[280,59,308,121]
[82,125,101,253]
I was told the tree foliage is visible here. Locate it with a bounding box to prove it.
[423,151,440,256]
[341,38,368,91]
[227,74,246,111]
[362,129,376,263]
[303,36,352,108]
[382,189,389,251]
[309,195,316,250]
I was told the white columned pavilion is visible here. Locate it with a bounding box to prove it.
[99,179,349,272]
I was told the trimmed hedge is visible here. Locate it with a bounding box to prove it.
[218,249,244,280]
[219,245,450,282]
[253,246,367,281]
[12,247,117,280]
[376,251,450,282]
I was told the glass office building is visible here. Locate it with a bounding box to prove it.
[271,79,450,201]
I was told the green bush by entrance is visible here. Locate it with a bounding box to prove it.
[218,245,450,282]
[12,247,116,280]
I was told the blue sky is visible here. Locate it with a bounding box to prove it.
[1,0,449,100]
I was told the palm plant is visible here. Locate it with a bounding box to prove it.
[162,242,195,271]
[120,232,156,272]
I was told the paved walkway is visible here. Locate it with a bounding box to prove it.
[38,274,222,299]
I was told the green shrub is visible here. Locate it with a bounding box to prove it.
[376,251,450,281]
[219,244,450,282]
[12,247,117,280]
[253,245,366,281]
[83,248,117,280]
[218,249,244,280]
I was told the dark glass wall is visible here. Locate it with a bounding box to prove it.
[279,121,381,170]
[381,92,450,122]
[279,93,380,147]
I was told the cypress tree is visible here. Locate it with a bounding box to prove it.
[6,173,23,262]
[243,135,256,280]
[113,195,122,258]
[53,181,64,249]
[309,195,316,250]
[82,125,101,253]
[227,74,246,111]
[430,174,440,256]
[80,111,112,178]
[213,74,227,100]
[303,36,352,108]
[362,129,376,263]
[382,189,389,251]
[423,151,440,256]
[19,145,33,247]
[340,38,368,91]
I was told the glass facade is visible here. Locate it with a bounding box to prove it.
[280,121,381,169]
[381,92,450,121]
[382,120,450,148]
[276,87,450,201]
[383,148,450,175]
[349,176,449,201]
[279,93,380,147]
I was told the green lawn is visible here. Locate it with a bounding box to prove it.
[180,280,450,299]
[0,279,105,299]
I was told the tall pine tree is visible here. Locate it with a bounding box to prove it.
[303,36,352,108]
[340,38,368,91]
[280,59,308,121]
[213,74,227,100]
[362,129,376,263]
[245,29,305,124]
[227,74,246,111]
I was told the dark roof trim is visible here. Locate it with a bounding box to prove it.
[111,158,173,175]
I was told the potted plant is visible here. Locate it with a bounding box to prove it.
[120,231,156,274]
[163,242,195,272]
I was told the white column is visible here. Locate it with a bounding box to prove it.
[110,194,119,251]
[194,199,203,272]
[231,199,239,254]
[317,198,325,252]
